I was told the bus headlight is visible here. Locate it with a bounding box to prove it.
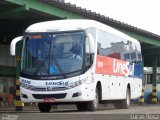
[20,83,33,90]
[68,79,86,88]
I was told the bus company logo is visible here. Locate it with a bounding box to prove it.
[113,59,134,76]
[45,81,69,86]
[46,87,52,91]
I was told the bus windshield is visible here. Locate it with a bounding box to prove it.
[21,31,84,79]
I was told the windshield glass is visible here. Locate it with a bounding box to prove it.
[21,31,84,79]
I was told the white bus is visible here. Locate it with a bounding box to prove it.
[144,71,160,103]
[10,20,142,112]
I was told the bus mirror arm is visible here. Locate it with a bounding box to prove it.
[85,53,94,68]
[10,36,23,56]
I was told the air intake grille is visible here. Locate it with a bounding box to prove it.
[32,93,67,99]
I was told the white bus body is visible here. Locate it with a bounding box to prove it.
[10,20,142,112]
[144,71,160,103]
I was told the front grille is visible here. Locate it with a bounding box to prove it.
[31,87,47,91]
[31,87,69,91]
[32,93,67,99]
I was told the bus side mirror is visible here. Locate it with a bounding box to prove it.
[85,33,95,67]
[86,33,95,53]
[10,36,23,56]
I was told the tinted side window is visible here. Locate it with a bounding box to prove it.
[97,29,142,63]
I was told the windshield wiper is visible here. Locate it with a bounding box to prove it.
[48,36,66,78]
[33,38,66,78]
[34,54,67,78]
[51,55,66,78]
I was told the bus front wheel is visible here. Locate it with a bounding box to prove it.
[86,88,99,111]
[38,103,51,112]
[76,102,87,111]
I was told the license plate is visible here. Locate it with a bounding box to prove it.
[44,98,55,103]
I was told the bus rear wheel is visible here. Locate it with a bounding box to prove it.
[38,103,51,112]
[114,88,130,109]
[121,88,130,109]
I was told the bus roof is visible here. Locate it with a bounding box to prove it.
[25,19,139,44]
[26,19,97,32]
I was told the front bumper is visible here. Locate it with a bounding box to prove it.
[20,83,95,103]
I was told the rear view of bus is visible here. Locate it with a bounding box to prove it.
[10,20,142,112]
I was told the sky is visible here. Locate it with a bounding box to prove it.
[65,0,160,35]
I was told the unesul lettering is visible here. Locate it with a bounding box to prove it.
[113,59,134,76]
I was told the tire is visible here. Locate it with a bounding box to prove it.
[114,88,130,109]
[86,89,99,111]
[114,101,122,109]
[76,102,87,111]
[38,103,51,112]
[121,88,130,109]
